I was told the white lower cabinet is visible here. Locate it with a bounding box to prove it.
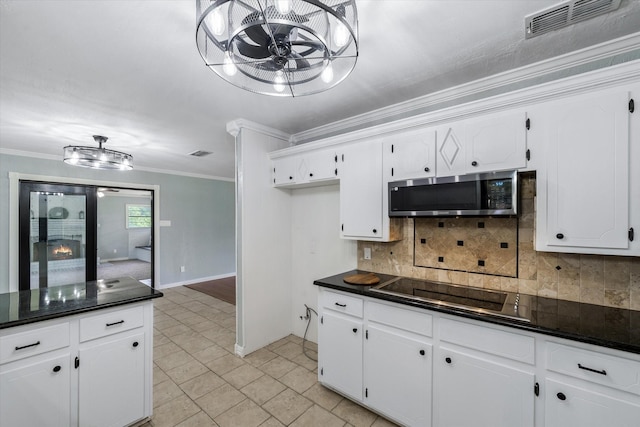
[0,353,72,427]
[79,332,146,427]
[318,310,363,401]
[317,289,640,427]
[544,378,640,427]
[0,302,154,427]
[433,346,534,427]
[364,324,432,427]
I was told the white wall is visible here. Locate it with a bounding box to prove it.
[233,122,293,355]
[290,184,357,343]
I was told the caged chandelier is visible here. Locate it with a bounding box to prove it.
[195,0,358,97]
[63,135,133,171]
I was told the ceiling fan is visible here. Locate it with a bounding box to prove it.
[196,0,358,96]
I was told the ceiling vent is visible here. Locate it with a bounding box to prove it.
[525,0,621,39]
[188,150,213,157]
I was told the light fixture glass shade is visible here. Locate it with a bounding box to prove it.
[196,0,358,97]
[63,135,133,170]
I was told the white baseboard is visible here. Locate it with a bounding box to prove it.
[158,272,236,290]
[234,343,246,358]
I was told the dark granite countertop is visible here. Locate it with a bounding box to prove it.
[314,270,640,355]
[0,277,163,329]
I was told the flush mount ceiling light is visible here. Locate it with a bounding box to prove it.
[195,0,358,97]
[63,135,133,171]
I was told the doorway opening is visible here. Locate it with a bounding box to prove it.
[18,180,154,291]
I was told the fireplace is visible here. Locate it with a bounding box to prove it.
[33,239,82,261]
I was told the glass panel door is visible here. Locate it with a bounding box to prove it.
[19,182,97,290]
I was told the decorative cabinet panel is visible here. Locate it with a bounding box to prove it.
[383,127,437,181]
[435,110,528,177]
[435,120,467,176]
[534,88,637,255]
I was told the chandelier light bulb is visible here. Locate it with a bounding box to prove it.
[333,20,350,47]
[70,148,79,164]
[274,0,292,15]
[223,51,237,76]
[100,149,108,162]
[273,70,286,93]
[321,61,334,83]
[208,7,225,36]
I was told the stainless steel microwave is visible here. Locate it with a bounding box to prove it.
[389,170,518,217]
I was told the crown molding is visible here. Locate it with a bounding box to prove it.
[227,118,291,142]
[291,32,640,144]
[275,58,640,151]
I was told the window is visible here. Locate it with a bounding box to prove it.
[126,204,151,228]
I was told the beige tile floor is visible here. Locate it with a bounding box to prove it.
[142,286,399,427]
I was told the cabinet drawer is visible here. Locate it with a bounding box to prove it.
[366,301,432,337]
[1,322,70,364]
[439,318,535,364]
[320,291,363,318]
[80,305,144,342]
[546,342,640,395]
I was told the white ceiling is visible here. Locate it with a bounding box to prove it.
[1,0,639,180]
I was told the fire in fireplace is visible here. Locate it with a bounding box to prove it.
[33,239,82,261]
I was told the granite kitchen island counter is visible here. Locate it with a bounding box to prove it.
[0,277,163,329]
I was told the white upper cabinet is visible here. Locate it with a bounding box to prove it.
[339,140,384,240]
[383,127,437,182]
[534,88,637,255]
[435,110,528,177]
[306,149,339,182]
[465,110,528,173]
[272,148,338,187]
[272,156,299,186]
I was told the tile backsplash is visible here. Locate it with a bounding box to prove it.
[358,174,640,310]
[414,217,518,277]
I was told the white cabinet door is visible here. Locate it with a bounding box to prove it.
[318,310,363,401]
[538,90,630,252]
[364,324,432,427]
[272,156,299,186]
[436,121,467,177]
[436,111,528,177]
[339,141,383,240]
[384,127,437,181]
[307,150,338,182]
[465,110,527,173]
[78,332,145,427]
[433,347,534,427]
[0,354,71,427]
[545,379,640,427]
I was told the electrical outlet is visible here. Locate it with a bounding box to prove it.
[364,247,372,260]
[180,266,186,273]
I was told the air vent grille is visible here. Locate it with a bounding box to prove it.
[188,150,213,157]
[525,0,621,39]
